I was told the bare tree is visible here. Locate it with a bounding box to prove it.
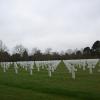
[0,40,8,52]
[66,49,73,54]
[60,50,65,56]
[14,44,25,56]
[45,48,52,54]
[31,47,38,55]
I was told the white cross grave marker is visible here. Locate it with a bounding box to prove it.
[70,64,77,80]
[14,63,18,74]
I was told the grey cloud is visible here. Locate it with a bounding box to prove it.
[0,0,100,52]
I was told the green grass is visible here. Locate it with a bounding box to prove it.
[0,61,100,100]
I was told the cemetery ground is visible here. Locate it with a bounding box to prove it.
[0,61,100,100]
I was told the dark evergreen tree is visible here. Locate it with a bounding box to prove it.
[92,40,100,58]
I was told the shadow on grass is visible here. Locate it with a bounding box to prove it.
[0,83,99,100]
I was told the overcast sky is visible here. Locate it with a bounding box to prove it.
[0,0,100,52]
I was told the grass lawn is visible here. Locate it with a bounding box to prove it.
[0,61,100,100]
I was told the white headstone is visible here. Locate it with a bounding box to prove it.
[14,63,18,74]
[70,65,77,80]
[48,66,52,77]
[29,64,33,75]
[37,66,40,71]
[3,63,6,72]
[88,65,93,74]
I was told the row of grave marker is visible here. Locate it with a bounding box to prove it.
[64,59,100,79]
[0,59,100,80]
[0,60,60,77]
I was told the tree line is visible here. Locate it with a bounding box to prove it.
[0,40,100,62]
